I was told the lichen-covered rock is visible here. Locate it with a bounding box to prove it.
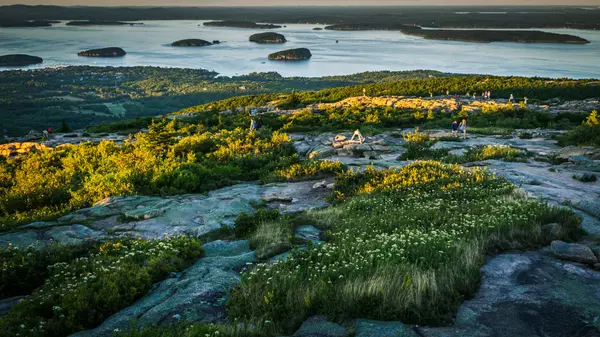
[293,316,346,337]
[417,252,600,337]
[355,319,419,337]
[551,240,598,264]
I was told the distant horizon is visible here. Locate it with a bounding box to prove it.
[1,1,600,7]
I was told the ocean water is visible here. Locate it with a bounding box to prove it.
[0,20,599,78]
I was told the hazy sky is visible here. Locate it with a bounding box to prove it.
[1,0,599,6]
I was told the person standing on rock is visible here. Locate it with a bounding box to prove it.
[451,120,459,137]
[459,119,468,139]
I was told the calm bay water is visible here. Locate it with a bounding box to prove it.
[0,20,599,78]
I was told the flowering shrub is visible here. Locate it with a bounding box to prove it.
[0,241,99,299]
[0,125,295,231]
[227,161,580,333]
[0,236,203,337]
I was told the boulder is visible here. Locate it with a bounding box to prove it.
[313,181,327,189]
[293,316,346,337]
[355,319,419,337]
[551,240,598,265]
[554,146,600,161]
[309,145,336,159]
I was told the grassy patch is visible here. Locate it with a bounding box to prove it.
[250,217,294,260]
[0,236,203,337]
[227,161,580,334]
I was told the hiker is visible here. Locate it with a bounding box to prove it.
[47,126,53,135]
[249,109,257,131]
[459,119,468,139]
[524,97,528,105]
[256,116,264,130]
[2,129,7,139]
[509,94,514,103]
[451,120,459,137]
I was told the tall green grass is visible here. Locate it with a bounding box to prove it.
[227,161,581,334]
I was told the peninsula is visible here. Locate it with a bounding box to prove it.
[77,47,126,57]
[66,21,143,26]
[400,28,591,44]
[0,20,58,27]
[203,21,281,29]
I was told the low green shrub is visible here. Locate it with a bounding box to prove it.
[0,236,203,337]
[0,241,100,300]
[518,132,533,139]
[572,173,598,182]
[262,159,346,183]
[558,111,600,147]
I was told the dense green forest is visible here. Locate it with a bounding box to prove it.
[0,67,450,136]
[1,6,599,30]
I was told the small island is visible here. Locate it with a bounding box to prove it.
[400,28,591,44]
[66,21,143,26]
[249,32,287,44]
[0,20,57,27]
[0,54,43,66]
[268,48,312,61]
[203,21,281,29]
[171,39,213,47]
[77,47,126,57]
[313,27,323,31]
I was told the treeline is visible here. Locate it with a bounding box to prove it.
[176,76,600,115]
[0,67,447,136]
[1,6,599,30]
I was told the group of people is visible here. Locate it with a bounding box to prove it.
[42,126,53,139]
[466,91,492,100]
[249,109,264,131]
[451,119,468,138]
